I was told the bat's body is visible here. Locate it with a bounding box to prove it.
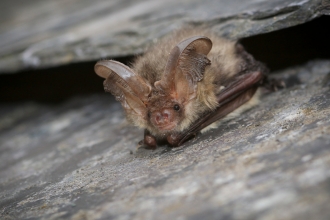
[95,28,268,148]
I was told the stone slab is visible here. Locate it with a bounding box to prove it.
[0,60,330,219]
[0,0,327,73]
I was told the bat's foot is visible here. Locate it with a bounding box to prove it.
[137,139,157,150]
[167,134,180,147]
[138,130,158,150]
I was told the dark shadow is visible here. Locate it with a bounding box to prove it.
[0,56,134,103]
[241,16,330,71]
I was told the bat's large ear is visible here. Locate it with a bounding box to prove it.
[95,60,151,119]
[155,36,212,102]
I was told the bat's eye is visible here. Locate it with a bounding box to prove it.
[173,104,180,111]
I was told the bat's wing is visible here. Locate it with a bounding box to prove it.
[167,71,264,146]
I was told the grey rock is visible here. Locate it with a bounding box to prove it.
[0,0,326,73]
[1,60,330,219]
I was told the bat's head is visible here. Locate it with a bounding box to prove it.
[95,36,212,136]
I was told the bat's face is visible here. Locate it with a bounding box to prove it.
[148,95,184,132]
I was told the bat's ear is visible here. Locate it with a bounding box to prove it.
[95,60,151,119]
[155,36,212,102]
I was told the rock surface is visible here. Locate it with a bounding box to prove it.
[0,0,327,73]
[1,0,330,219]
[1,60,330,219]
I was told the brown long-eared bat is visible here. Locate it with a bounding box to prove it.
[94,28,269,148]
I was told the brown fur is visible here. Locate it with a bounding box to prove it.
[96,28,267,144]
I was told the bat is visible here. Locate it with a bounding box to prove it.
[94,28,268,148]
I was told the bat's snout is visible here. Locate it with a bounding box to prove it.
[150,109,176,131]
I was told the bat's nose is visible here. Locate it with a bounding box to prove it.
[154,110,170,125]
[150,109,176,131]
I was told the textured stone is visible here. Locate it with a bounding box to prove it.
[0,0,327,73]
[1,0,330,219]
[1,60,330,219]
